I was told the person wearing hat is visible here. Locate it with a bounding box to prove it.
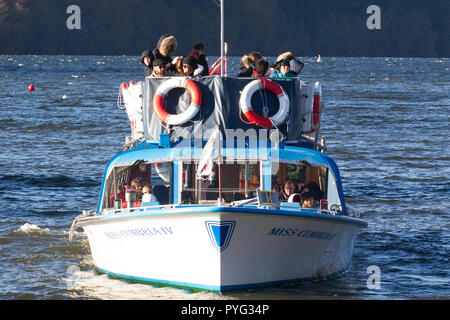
[151,59,167,77]
[182,56,201,78]
[141,49,155,77]
[272,59,297,80]
[152,34,178,74]
[274,51,305,77]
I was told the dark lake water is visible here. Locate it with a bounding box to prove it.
[0,55,448,300]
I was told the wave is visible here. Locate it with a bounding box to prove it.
[0,174,99,189]
[14,223,50,234]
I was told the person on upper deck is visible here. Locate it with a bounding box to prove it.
[273,51,305,77]
[174,57,184,75]
[237,52,263,77]
[141,50,155,77]
[272,59,297,80]
[152,34,178,74]
[175,56,204,77]
[151,59,168,77]
[252,60,269,77]
[181,56,202,78]
[190,42,209,77]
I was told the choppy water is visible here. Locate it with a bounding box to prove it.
[0,55,448,300]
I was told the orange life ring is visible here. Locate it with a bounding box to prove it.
[239,79,290,127]
[153,78,202,125]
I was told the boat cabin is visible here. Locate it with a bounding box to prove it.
[99,141,345,215]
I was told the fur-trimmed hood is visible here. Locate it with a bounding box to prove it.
[158,35,177,57]
[276,51,295,62]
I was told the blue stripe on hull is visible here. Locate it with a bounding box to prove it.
[95,266,349,292]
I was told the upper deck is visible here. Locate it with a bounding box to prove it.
[121,76,323,150]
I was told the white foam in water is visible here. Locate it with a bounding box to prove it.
[16,223,50,234]
[63,265,231,300]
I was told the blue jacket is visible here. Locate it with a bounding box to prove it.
[272,70,297,80]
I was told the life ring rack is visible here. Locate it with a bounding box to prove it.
[239,79,290,127]
[153,78,202,126]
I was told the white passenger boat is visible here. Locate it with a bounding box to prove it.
[69,1,367,292]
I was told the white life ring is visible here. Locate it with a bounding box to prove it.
[288,193,302,204]
[239,79,289,127]
[153,77,202,126]
[154,163,170,183]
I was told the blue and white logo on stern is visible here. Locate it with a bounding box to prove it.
[205,221,236,252]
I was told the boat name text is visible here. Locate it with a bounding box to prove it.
[104,227,173,239]
[267,228,337,240]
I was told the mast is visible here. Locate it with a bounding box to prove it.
[217,125,223,205]
[220,0,224,77]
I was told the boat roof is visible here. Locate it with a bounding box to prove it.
[105,140,340,173]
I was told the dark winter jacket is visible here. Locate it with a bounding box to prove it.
[141,49,154,77]
[237,67,253,77]
[152,35,178,73]
[190,52,209,76]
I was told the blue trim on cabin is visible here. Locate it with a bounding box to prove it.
[95,265,349,292]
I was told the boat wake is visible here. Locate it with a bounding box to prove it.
[63,265,232,300]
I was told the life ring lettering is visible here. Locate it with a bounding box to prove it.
[153,78,202,125]
[239,79,289,127]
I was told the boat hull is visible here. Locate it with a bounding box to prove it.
[79,207,366,291]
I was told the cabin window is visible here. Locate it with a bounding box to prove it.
[272,162,340,210]
[181,161,260,204]
[101,160,172,210]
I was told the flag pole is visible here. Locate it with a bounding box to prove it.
[217,125,222,206]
